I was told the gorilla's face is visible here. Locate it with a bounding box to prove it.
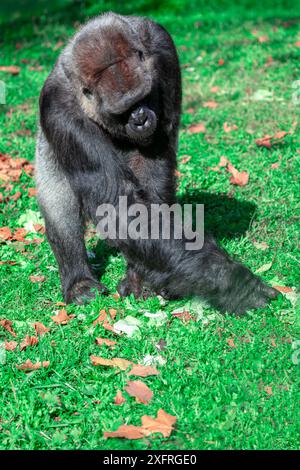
[74,24,158,144]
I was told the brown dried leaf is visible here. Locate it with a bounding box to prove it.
[203,100,218,109]
[125,380,153,404]
[104,409,177,440]
[223,122,238,133]
[114,390,126,405]
[16,359,50,371]
[255,131,288,148]
[274,285,293,293]
[32,322,50,335]
[141,409,177,438]
[0,227,12,240]
[0,65,21,75]
[90,355,132,371]
[95,337,117,348]
[20,335,39,351]
[104,425,145,440]
[188,123,206,134]
[29,275,46,283]
[129,364,159,377]
[5,340,18,351]
[227,338,236,348]
[51,309,74,325]
[227,163,249,186]
[0,319,17,337]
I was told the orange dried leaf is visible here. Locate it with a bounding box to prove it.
[90,355,132,371]
[227,163,249,186]
[203,100,218,109]
[0,319,17,337]
[104,425,145,440]
[51,309,74,325]
[274,285,293,293]
[125,380,153,404]
[32,322,50,335]
[20,335,39,351]
[223,122,238,133]
[114,390,126,405]
[188,123,206,134]
[129,364,159,377]
[16,359,50,371]
[5,340,18,351]
[95,337,117,348]
[227,338,236,348]
[0,65,21,75]
[0,227,12,240]
[93,309,108,325]
[108,308,117,319]
[141,409,177,438]
[29,275,46,283]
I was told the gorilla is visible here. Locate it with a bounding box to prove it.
[35,12,278,313]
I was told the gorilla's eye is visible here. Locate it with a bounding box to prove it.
[82,88,92,98]
[136,50,145,62]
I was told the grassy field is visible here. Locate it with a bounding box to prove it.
[0,0,299,450]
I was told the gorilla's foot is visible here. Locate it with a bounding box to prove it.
[65,279,108,305]
[214,263,279,315]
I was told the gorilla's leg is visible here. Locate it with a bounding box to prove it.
[36,148,106,304]
[117,264,143,298]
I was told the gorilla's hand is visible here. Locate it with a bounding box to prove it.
[126,105,157,139]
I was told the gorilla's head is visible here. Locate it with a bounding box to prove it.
[71,14,158,144]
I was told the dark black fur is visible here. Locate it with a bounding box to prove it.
[36,13,278,313]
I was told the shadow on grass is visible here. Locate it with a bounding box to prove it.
[90,190,257,278]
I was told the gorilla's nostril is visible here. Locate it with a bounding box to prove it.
[131,106,147,126]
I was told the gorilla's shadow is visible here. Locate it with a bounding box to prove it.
[91,190,257,277]
[178,190,257,241]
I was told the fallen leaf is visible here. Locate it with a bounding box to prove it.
[108,308,117,319]
[28,187,37,197]
[29,275,46,283]
[227,338,236,348]
[227,163,249,186]
[20,335,38,351]
[125,380,153,404]
[0,319,17,337]
[274,285,293,293]
[218,58,225,66]
[203,100,218,109]
[141,409,177,438]
[255,131,288,148]
[0,65,21,75]
[104,409,176,440]
[264,386,273,395]
[104,425,145,440]
[211,155,229,171]
[51,309,74,325]
[32,322,50,335]
[271,162,280,169]
[255,262,272,273]
[12,228,28,242]
[93,310,108,326]
[129,364,159,377]
[171,309,194,322]
[188,123,206,134]
[5,340,18,351]
[258,35,268,43]
[114,390,126,405]
[90,355,132,371]
[181,155,191,164]
[95,337,117,348]
[211,86,219,93]
[0,227,12,240]
[223,122,238,133]
[16,359,50,371]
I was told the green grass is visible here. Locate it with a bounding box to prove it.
[0,0,299,450]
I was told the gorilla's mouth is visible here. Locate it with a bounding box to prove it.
[126,105,157,140]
